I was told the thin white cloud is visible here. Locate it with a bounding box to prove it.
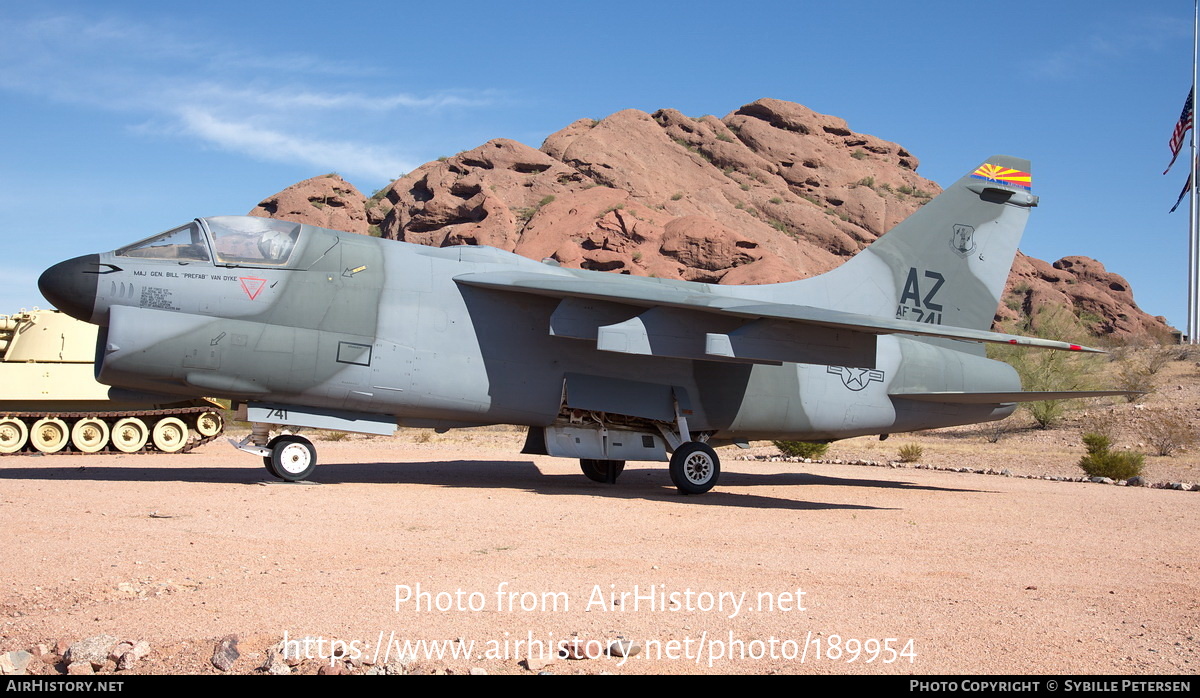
[0,11,493,182]
[180,83,491,112]
[177,109,415,182]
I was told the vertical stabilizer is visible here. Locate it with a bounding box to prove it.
[764,156,1037,332]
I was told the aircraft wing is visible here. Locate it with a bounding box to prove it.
[454,270,1100,369]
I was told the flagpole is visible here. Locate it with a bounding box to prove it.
[1190,0,1198,343]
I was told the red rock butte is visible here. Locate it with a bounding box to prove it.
[250,98,1170,338]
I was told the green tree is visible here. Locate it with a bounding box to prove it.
[988,305,1102,429]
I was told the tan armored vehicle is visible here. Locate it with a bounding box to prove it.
[0,309,225,454]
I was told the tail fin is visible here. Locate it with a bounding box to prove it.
[770,156,1037,331]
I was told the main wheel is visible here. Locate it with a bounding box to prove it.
[268,435,317,482]
[111,417,149,453]
[669,442,720,494]
[31,418,69,453]
[71,418,110,453]
[0,418,29,454]
[151,417,189,453]
[580,458,626,484]
[194,410,224,438]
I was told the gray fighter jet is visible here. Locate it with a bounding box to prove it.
[39,156,1127,493]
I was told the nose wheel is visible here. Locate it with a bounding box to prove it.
[265,434,317,481]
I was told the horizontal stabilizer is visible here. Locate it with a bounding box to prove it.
[892,390,1139,405]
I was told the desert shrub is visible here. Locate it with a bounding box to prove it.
[981,419,1012,444]
[1141,410,1196,456]
[1115,359,1155,402]
[1078,432,1144,480]
[319,430,350,441]
[988,306,1104,429]
[1027,400,1068,429]
[1171,344,1199,362]
[897,443,924,462]
[774,441,829,459]
[1144,345,1177,375]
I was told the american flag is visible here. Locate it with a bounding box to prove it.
[1165,90,1194,175]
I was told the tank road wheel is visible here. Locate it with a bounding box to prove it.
[580,459,626,484]
[112,417,149,453]
[71,418,110,453]
[195,410,224,438]
[669,442,721,495]
[268,435,317,482]
[151,417,189,453]
[0,418,29,454]
[31,418,69,454]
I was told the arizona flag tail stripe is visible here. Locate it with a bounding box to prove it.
[970,163,1032,190]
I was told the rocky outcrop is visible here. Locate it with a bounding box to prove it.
[249,98,1171,338]
[1002,255,1167,336]
[249,174,371,236]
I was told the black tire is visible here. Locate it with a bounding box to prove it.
[268,435,317,482]
[669,442,720,494]
[580,458,626,484]
[263,454,280,479]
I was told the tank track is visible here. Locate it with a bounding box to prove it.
[0,406,224,456]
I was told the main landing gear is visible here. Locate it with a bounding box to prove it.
[658,400,720,495]
[668,442,720,495]
[579,458,625,484]
[580,446,719,493]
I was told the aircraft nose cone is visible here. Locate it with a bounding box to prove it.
[39,254,100,322]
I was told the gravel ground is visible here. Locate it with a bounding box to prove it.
[0,419,1196,675]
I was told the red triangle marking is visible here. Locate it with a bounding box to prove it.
[239,277,267,300]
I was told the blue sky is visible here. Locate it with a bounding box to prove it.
[2,1,1196,331]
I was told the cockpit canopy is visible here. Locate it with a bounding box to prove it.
[115,217,302,267]
[116,222,210,261]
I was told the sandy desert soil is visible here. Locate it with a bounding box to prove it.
[1,360,1198,676]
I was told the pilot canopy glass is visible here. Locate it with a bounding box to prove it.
[115,223,211,261]
[204,217,301,266]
